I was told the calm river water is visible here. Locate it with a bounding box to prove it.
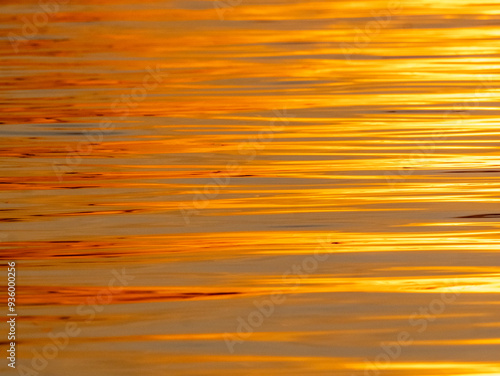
[1,0,500,375]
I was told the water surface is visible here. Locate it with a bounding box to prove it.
[1,0,500,375]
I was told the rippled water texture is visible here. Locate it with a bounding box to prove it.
[1,0,500,375]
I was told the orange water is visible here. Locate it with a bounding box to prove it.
[1,0,500,375]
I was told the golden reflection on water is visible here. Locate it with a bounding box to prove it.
[2,0,500,375]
